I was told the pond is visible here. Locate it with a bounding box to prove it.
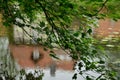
[0,37,120,80]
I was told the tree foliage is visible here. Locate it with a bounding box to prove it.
[0,0,120,80]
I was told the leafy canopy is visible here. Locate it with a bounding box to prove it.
[0,0,120,80]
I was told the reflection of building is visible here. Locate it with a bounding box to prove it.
[94,19,120,38]
[10,45,74,71]
[50,62,56,77]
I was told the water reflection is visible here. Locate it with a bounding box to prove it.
[31,47,41,63]
[49,62,56,77]
[10,45,120,79]
[10,45,76,80]
[0,37,120,80]
[105,48,120,79]
[0,37,19,79]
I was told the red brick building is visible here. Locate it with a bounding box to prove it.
[95,19,120,38]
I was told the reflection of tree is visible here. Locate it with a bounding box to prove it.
[31,47,40,63]
[0,37,19,79]
[50,62,56,77]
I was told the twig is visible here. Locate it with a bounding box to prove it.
[96,73,104,80]
[36,0,71,55]
[94,0,109,16]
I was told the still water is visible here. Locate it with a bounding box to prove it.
[0,37,120,80]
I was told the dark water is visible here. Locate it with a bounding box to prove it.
[0,37,120,80]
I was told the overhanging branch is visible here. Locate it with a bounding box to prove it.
[94,0,109,16]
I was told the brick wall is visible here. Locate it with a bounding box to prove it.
[94,19,120,38]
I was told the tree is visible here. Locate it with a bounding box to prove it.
[0,0,120,80]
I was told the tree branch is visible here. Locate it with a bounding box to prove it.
[94,0,109,16]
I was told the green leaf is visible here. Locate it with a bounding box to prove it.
[72,73,77,80]
[73,32,79,37]
[86,76,92,80]
[37,38,42,42]
[97,45,104,51]
[43,27,49,31]
[67,3,74,9]
[78,62,83,70]
[49,53,60,60]
[71,54,78,60]
[90,63,96,69]
[3,22,11,27]
[97,0,103,2]
[99,60,105,64]
[81,33,86,38]
[44,47,48,51]
[20,69,25,75]
[40,21,45,27]
[87,29,92,34]
[92,50,97,54]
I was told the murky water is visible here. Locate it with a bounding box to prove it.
[0,37,120,80]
